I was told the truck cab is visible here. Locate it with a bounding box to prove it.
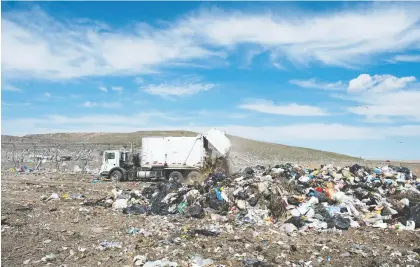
[100,150,120,178]
[100,150,140,181]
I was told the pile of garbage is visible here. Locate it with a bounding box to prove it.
[94,163,420,231]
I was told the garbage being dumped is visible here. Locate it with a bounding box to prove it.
[96,163,419,231]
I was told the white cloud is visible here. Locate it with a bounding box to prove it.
[286,74,420,122]
[3,114,420,143]
[347,90,420,121]
[102,102,122,108]
[239,99,329,116]
[83,101,98,107]
[111,86,123,92]
[215,124,420,141]
[184,5,420,68]
[2,83,22,92]
[348,74,416,93]
[98,86,108,92]
[142,81,215,97]
[2,102,31,107]
[134,77,144,84]
[361,116,394,124]
[1,7,220,81]
[196,110,248,119]
[289,78,345,90]
[316,73,420,122]
[390,54,420,63]
[1,112,191,136]
[70,94,81,99]
[2,5,420,81]
[44,92,51,98]
[83,101,121,108]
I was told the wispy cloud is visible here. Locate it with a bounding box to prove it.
[181,5,420,68]
[102,102,121,108]
[2,102,31,107]
[111,86,123,92]
[44,92,51,98]
[322,73,420,122]
[142,81,215,97]
[70,94,81,99]
[348,74,416,93]
[239,99,329,116]
[83,101,98,108]
[3,114,420,142]
[196,110,248,120]
[289,78,346,91]
[361,116,394,124]
[2,112,193,135]
[2,83,22,92]
[346,90,420,122]
[2,4,420,81]
[389,54,420,63]
[83,101,121,108]
[134,77,144,84]
[98,86,108,92]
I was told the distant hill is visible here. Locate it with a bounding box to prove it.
[1,131,359,163]
[3,131,419,173]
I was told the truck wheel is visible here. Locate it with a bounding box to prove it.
[168,171,184,183]
[186,171,203,184]
[110,170,123,182]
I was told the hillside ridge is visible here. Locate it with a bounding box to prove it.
[1,131,359,161]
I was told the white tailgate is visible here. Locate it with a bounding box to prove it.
[203,128,232,157]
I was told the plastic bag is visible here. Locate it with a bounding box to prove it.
[123,204,148,215]
[188,204,205,219]
[327,215,350,230]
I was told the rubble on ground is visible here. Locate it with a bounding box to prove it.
[2,163,420,266]
[96,163,420,231]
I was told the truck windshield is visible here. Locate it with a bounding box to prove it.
[105,152,115,159]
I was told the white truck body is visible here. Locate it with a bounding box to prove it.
[141,136,204,169]
[140,128,232,169]
[99,128,231,182]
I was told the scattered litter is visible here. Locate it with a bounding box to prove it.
[189,255,214,266]
[41,253,56,262]
[92,163,419,232]
[98,241,122,250]
[143,259,178,267]
[133,255,147,266]
[47,193,59,201]
[127,227,140,236]
[3,160,420,266]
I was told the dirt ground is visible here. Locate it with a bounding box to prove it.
[1,172,420,267]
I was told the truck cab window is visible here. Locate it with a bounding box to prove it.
[106,153,115,159]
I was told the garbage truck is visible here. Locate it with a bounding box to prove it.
[99,128,232,183]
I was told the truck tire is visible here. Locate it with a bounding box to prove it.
[168,171,184,183]
[186,171,203,184]
[110,170,123,182]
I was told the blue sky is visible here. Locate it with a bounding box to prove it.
[1,2,420,160]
